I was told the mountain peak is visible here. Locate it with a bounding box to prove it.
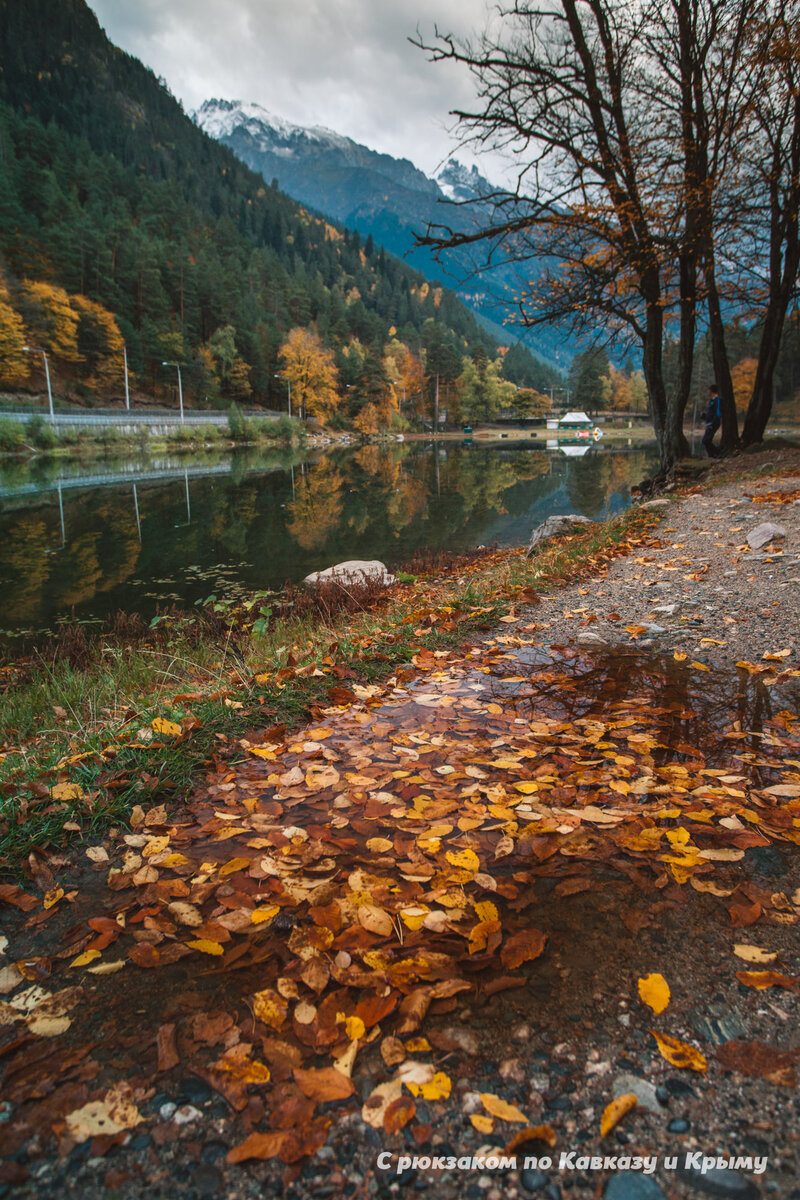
[193,98,351,152]
[436,158,493,202]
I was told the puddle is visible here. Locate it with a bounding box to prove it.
[2,644,799,1188]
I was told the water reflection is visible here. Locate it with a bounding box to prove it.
[0,440,658,632]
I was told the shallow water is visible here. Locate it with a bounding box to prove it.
[0,440,658,632]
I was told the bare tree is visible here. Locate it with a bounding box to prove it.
[740,5,800,443]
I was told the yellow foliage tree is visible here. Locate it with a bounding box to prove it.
[20,279,81,364]
[279,327,339,422]
[730,358,758,413]
[0,287,30,388]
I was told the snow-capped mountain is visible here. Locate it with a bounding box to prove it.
[194,99,573,367]
[436,159,494,203]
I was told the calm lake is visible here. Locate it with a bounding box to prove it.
[0,439,659,633]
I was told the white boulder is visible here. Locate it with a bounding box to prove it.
[303,560,396,587]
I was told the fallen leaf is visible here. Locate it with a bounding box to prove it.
[650,1031,707,1072]
[601,1093,637,1137]
[480,1093,528,1123]
[637,973,670,1015]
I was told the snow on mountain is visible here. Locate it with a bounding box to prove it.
[194,99,352,155]
[436,158,494,203]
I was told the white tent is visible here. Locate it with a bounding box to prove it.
[559,410,593,426]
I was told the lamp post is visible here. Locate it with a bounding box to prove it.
[274,373,291,417]
[162,361,184,424]
[123,343,131,411]
[22,346,55,423]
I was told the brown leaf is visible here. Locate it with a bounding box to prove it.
[227,1130,288,1163]
[156,1023,179,1072]
[293,1067,355,1102]
[716,1040,797,1086]
[384,1096,417,1134]
[736,970,798,991]
[500,929,548,970]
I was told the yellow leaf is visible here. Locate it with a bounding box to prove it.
[251,905,280,925]
[405,1037,431,1052]
[50,782,86,802]
[151,717,182,737]
[601,1093,637,1137]
[666,827,690,846]
[345,1016,365,1041]
[673,651,688,662]
[367,838,394,853]
[474,900,499,924]
[514,782,539,794]
[405,1071,451,1100]
[732,945,777,964]
[650,1031,707,1072]
[218,856,250,877]
[185,939,224,956]
[253,988,288,1030]
[247,746,276,759]
[70,949,101,969]
[445,848,480,873]
[479,1093,528,1123]
[690,662,711,672]
[637,974,670,1015]
[43,886,64,909]
[470,1114,495,1133]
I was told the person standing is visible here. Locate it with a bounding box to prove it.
[701,384,722,457]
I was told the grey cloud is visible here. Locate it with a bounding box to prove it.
[88,0,497,174]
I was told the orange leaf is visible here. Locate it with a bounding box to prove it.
[736,970,798,990]
[227,1130,288,1163]
[293,1067,355,1102]
[650,1030,707,1072]
[600,1093,637,1137]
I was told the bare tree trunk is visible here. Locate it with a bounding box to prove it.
[705,269,738,450]
[434,373,440,432]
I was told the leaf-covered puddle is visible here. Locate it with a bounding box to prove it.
[1,638,799,1182]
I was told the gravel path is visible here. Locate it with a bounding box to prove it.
[527,460,800,672]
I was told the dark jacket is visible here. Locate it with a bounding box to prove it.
[703,394,721,424]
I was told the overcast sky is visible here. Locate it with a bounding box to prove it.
[88,0,500,176]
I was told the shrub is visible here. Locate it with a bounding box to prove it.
[227,403,249,440]
[25,414,58,449]
[0,421,25,451]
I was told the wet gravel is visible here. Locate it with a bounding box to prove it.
[527,456,800,673]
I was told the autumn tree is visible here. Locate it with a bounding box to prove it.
[70,294,124,391]
[415,0,800,469]
[19,279,81,364]
[279,327,339,423]
[0,279,29,388]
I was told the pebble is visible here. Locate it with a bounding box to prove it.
[604,1174,666,1199]
[613,1073,663,1115]
[690,1004,747,1047]
[747,522,786,549]
[513,1024,531,1042]
[173,1104,202,1125]
[499,1059,526,1084]
[443,1026,479,1055]
[677,1166,760,1198]
[519,1168,548,1194]
[159,1102,177,1120]
[667,1118,689,1133]
[529,1073,550,1092]
[462,1092,483,1115]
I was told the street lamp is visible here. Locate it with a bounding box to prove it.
[22,346,55,423]
[162,361,184,424]
[274,373,291,417]
[123,343,131,411]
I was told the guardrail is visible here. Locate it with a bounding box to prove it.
[0,408,283,428]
